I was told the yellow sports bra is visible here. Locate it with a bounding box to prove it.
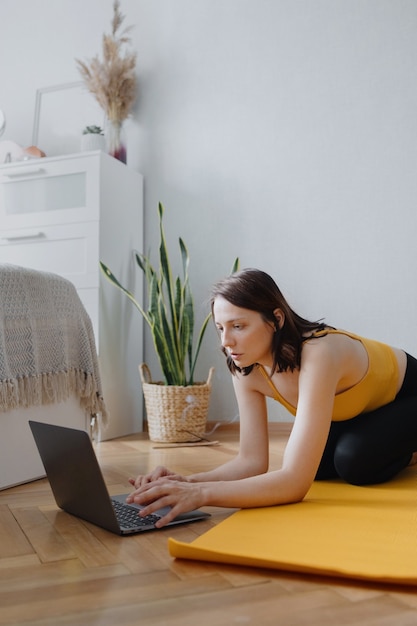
[257,329,399,421]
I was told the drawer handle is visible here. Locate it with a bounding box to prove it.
[2,231,45,241]
[3,167,45,179]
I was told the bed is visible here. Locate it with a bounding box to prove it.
[0,264,107,489]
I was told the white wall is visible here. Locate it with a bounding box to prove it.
[1,0,417,424]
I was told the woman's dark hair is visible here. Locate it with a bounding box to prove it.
[210,268,329,375]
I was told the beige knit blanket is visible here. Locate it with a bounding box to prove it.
[0,264,107,422]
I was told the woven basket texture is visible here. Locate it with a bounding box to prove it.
[139,364,214,443]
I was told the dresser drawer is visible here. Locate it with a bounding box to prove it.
[0,221,99,288]
[0,153,100,229]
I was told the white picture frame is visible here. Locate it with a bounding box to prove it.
[32,81,104,157]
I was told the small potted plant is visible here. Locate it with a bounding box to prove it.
[100,202,238,442]
[81,125,105,152]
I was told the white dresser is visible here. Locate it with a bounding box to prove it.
[0,151,144,440]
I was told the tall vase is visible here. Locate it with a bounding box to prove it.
[106,119,127,164]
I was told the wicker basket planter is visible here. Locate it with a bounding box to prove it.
[139,364,214,443]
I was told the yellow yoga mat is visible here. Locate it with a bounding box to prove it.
[169,468,417,585]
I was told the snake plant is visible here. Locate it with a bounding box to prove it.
[100,202,239,386]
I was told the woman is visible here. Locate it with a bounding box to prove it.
[127,268,417,528]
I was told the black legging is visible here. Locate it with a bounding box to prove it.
[315,353,417,485]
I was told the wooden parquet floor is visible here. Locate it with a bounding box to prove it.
[1,423,417,625]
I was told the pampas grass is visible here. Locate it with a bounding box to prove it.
[76,0,136,123]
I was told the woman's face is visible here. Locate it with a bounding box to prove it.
[213,296,277,368]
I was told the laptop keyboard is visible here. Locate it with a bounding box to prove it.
[111,498,162,529]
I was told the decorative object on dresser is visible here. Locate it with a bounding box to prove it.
[0,140,46,164]
[76,0,136,164]
[0,264,106,489]
[81,125,105,152]
[0,140,24,163]
[101,202,239,443]
[0,151,144,441]
[31,81,103,158]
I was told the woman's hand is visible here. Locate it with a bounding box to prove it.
[128,465,187,489]
[126,477,207,528]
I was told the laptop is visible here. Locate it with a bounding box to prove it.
[29,420,210,535]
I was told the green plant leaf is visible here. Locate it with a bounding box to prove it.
[100,261,151,326]
[190,312,211,383]
[231,257,240,273]
[100,205,237,386]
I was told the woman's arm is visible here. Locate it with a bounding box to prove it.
[128,340,341,526]
[129,375,271,488]
[188,375,270,482]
